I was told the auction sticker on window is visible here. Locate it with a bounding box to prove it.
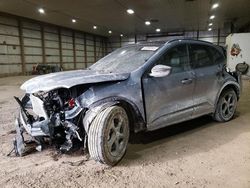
[141,46,159,51]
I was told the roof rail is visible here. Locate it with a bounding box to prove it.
[167,38,214,45]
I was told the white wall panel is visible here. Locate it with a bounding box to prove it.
[0,16,18,26]
[87,46,94,51]
[44,26,58,34]
[0,25,19,35]
[87,56,95,62]
[1,64,21,74]
[75,44,84,50]
[44,32,59,41]
[76,51,84,56]
[75,33,84,39]
[86,51,94,56]
[62,42,73,49]
[62,49,73,56]
[200,37,218,43]
[23,29,41,39]
[0,45,20,54]
[76,56,84,62]
[45,48,59,55]
[45,40,59,48]
[25,55,42,63]
[95,41,101,47]
[0,35,19,45]
[0,55,21,63]
[22,22,40,30]
[46,56,60,62]
[76,63,85,69]
[63,63,74,70]
[24,47,42,55]
[25,64,35,73]
[86,40,94,46]
[61,29,72,36]
[63,56,73,62]
[75,37,84,44]
[61,35,72,43]
[23,38,42,47]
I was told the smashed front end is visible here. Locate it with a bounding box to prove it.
[14,88,84,156]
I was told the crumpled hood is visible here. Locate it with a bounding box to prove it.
[21,69,130,93]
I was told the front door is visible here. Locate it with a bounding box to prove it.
[142,44,195,131]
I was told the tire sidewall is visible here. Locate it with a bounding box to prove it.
[216,89,237,122]
[100,106,130,165]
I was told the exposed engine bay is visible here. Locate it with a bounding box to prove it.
[14,88,85,156]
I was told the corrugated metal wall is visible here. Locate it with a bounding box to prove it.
[107,29,230,52]
[0,13,232,77]
[0,14,108,77]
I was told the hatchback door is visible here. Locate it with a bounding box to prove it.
[142,44,195,131]
[188,44,225,117]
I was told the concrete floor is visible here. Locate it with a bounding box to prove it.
[0,76,250,188]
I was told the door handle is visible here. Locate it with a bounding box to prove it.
[181,78,193,84]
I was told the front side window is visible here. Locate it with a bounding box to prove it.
[189,44,214,68]
[156,44,189,73]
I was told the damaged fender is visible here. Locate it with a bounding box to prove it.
[83,101,119,133]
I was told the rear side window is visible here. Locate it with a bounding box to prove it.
[189,44,213,68]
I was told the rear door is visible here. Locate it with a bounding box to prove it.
[189,44,225,116]
[142,44,195,131]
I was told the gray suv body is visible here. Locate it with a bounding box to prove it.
[14,39,241,166]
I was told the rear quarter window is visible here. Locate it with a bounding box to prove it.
[208,46,225,64]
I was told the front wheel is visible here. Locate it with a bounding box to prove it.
[213,88,238,122]
[88,106,129,166]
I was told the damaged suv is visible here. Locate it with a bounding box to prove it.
[14,39,241,166]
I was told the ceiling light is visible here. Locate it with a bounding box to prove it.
[127,9,134,14]
[208,28,212,31]
[108,30,112,34]
[72,19,76,23]
[93,25,97,29]
[212,3,219,9]
[38,8,45,14]
[145,21,151,25]
[209,23,213,26]
[210,15,215,19]
[156,28,161,32]
[120,34,123,37]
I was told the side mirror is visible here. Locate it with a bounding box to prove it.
[149,64,172,78]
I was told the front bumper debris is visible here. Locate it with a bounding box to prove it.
[13,118,26,156]
[11,95,84,156]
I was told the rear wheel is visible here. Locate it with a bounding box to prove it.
[213,88,237,122]
[88,106,129,166]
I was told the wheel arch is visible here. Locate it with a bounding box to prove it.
[215,81,241,107]
[83,97,146,134]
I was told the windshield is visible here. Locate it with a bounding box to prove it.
[90,44,161,73]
